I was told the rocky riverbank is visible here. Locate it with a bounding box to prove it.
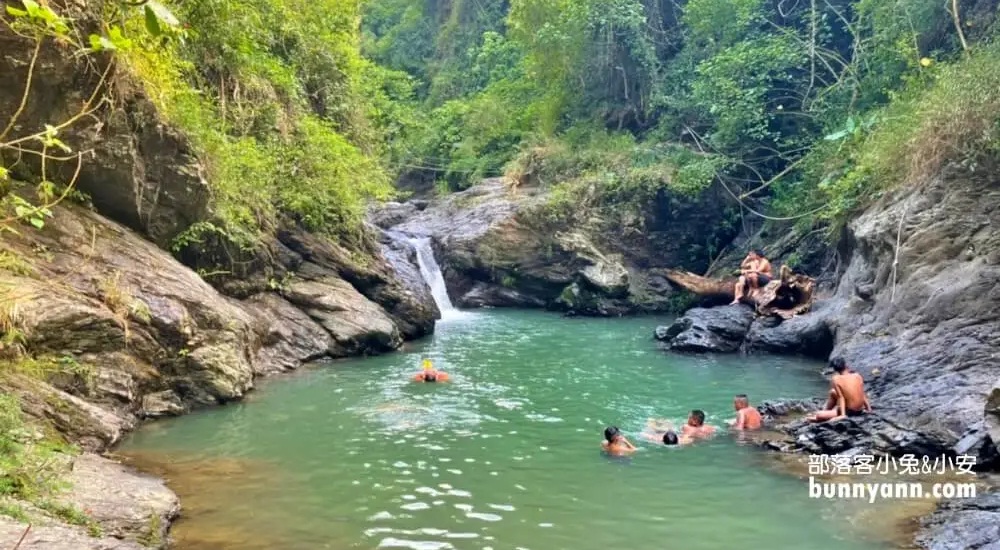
[650,161,1000,548]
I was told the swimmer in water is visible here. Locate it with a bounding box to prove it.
[681,409,717,439]
[412,359,449,383]
[730,394,763,430]
[601,426,636,455]
[641,419,692,446]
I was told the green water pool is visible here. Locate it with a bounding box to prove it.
[120,310,897,550]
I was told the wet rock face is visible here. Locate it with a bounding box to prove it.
[654,305,755,353]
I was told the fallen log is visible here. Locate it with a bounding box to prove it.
[664,265,816,319]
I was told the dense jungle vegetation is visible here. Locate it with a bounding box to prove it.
[364,0,1000,232]
[2,0,999,245]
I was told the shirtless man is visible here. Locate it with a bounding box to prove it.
[681,410,717,438]
[602,426,637,455]
[730,394,763,430]
[731,249,773,305]
[641,419,692,446]
[807,357,872,422]
[412,359,450,383]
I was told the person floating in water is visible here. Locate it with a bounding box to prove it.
[731,249,772,305]
[730,394,763,430]
[641,419,691,446]
[412,359,449,383]
[807,357,872,422]
[601,426,637,455]
[681,410,717,439]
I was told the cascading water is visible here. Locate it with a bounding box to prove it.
[408,237,460,320]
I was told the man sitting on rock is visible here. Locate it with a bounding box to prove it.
[730,394,763,430]
[731,249,773,305]
[807,357,872,422]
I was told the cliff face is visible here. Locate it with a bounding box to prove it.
[372,178,738,316]
[826,162,1000,458]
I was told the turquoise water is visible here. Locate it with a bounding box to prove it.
[120,310,892,550]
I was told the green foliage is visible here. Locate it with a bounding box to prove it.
[363,0,990,240]
[775,43,1000,228]
[36,499,102,536]
[0,394,72,503]
[112,0,399,245]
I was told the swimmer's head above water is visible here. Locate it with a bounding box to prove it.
[688,409,706,427]
[604,426,622,443]
[661,431,679,445]
[423,372,438,382]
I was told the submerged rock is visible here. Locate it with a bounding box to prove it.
[655,305,755,353]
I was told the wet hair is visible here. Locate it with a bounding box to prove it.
[690,410,706,426]
[829,357,848,373]
[735,394,748,402]
[754,249,766,257]
[423,372,438,382]
[662,431,679,445]
[604,426,621,442]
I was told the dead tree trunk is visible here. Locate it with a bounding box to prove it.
[664,265,816,319]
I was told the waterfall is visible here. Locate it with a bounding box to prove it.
[408,237,459,319]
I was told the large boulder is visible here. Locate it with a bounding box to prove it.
[654,305,755,353]
[745,300,835,358]
[284,270,402,357]
[242,293,333,374]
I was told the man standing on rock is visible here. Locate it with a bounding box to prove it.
[807,357,872,422]
[731,249,772,305]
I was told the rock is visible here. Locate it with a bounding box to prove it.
[987,382,1000,461]
[0,33,209,247]
[0,516,148,550]
[141,390,186,418]
[378,230,441,323]
[458,282,546,309]
[825,164,1000,453]
[243,293,333,374]
[61,454,178,547]
[1,376,131,452]
[371,178,737,315]
[653,324,675,341]
[757,398,825,420]
[284,276,402,357]
[917,491,1000,550]
[745,300,835,358]
[369,201,419,229]
[278,226,437,340]
[774,412,952,457]
[658,305,755,353]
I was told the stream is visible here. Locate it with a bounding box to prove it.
[119,310,899,550]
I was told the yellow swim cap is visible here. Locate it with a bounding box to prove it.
[422,359,433,370]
